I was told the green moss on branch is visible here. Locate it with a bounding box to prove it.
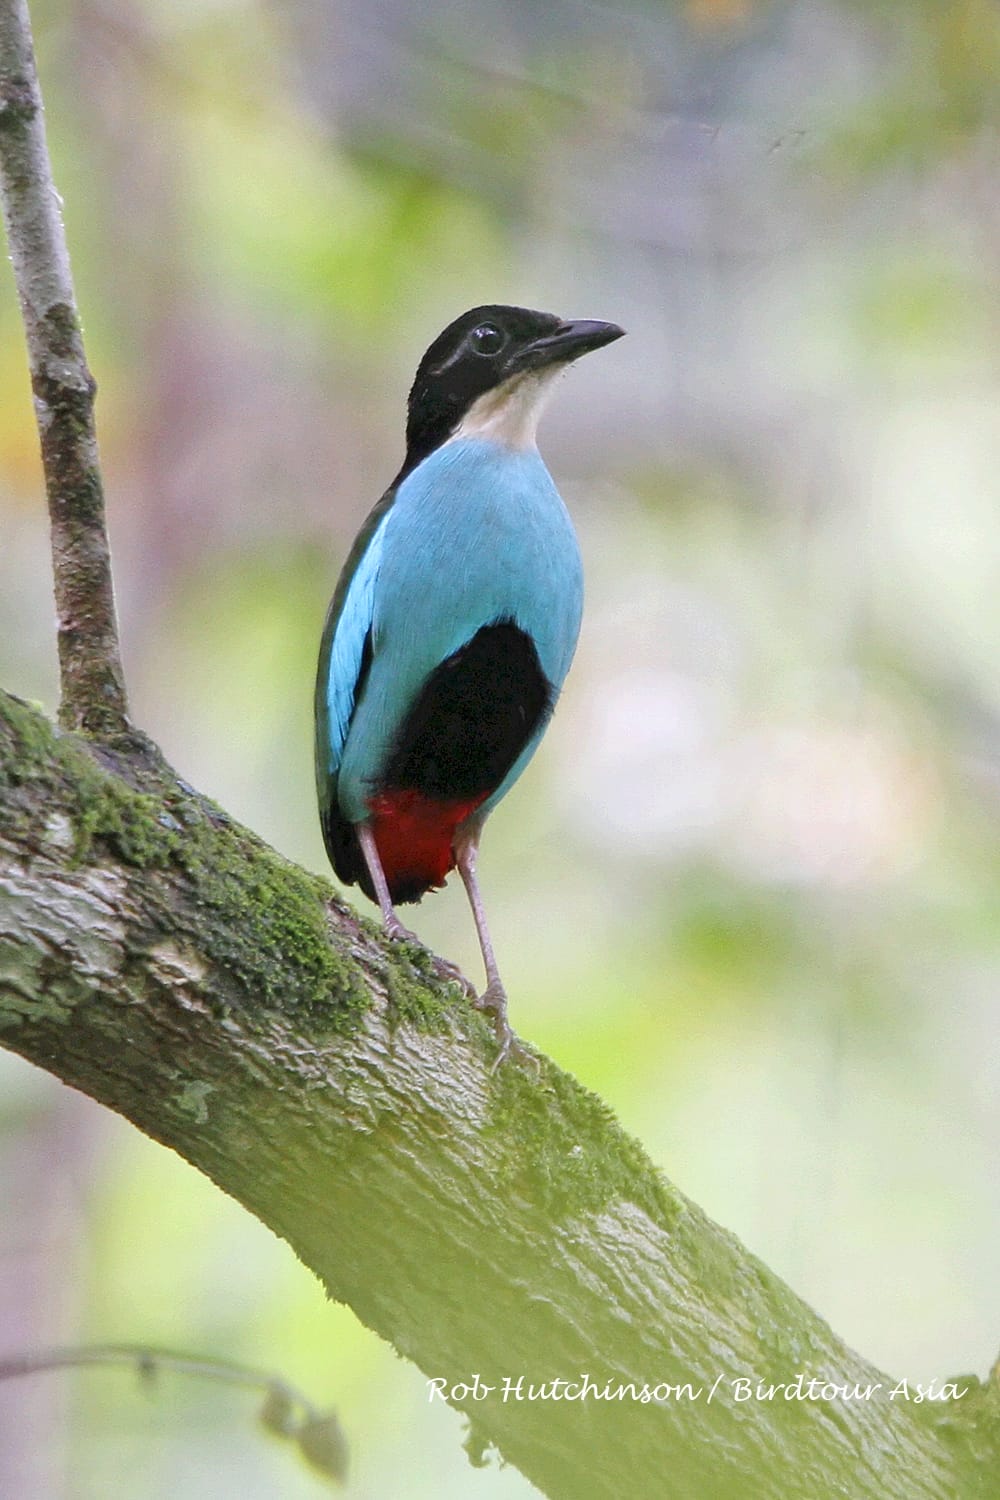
[0,693,372,1026]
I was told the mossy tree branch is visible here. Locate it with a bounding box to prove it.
[1,690,999,1500]
[0,0,128,737]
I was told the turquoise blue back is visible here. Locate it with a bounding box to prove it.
[319,436,584,824]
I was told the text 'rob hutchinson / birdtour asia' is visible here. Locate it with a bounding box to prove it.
[426,1373,970,1406]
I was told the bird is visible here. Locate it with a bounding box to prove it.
[315,304,624,1063]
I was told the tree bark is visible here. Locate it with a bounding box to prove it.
[1,689,997,1500]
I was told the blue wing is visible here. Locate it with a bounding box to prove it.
[314,490,395,886]
[322,521,386,774]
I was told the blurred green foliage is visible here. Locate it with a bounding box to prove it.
[1,0,998,1494]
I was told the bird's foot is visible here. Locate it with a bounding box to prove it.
[383,920,476,998]
[384,914,420,945]
[429,954,478,1000]
[472,980,538,1073]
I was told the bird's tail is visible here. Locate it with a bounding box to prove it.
[319,797,377,903]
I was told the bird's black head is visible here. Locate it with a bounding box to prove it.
[401,304,624,478]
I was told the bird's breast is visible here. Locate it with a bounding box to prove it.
[376,437,583,675]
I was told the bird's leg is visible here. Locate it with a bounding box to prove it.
[357,824,474,995]
[357,824,418,943]
[455,834,531,1069]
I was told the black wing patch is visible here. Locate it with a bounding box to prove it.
[379,620,554,802]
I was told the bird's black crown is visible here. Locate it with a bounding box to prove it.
[402,304,623,476]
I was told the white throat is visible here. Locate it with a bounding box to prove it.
[449,367,566,452]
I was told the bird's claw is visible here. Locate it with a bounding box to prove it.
[384,921,477,998]
[429,954,478,999]
[472,981,538,1073]
[488,1024,539,1074]
[385,915,420,945]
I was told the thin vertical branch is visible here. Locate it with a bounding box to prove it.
[0,0,128,737]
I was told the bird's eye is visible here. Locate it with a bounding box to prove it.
[469,324,505,356]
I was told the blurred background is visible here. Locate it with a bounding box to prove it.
[1,0,999,1494]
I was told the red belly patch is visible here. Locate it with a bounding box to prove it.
[366,788,486,900]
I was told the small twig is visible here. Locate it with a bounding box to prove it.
[0,0,129,737]
[0,1343,348,1484]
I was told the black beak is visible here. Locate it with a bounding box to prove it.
[505,318,625,376]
